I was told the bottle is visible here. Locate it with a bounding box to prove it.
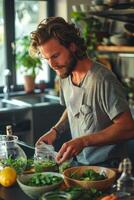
[114,158,134,199]
[6,125,13,136]
[3,69,11,99]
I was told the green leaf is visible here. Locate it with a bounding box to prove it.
[15,35,42,77]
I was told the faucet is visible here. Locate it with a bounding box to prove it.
[3,69,11,100]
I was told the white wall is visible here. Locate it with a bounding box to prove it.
[54,0,68,20]
[54,0,91,21]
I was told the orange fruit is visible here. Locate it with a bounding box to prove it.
[100,194,119,200]
[0,166,17,187]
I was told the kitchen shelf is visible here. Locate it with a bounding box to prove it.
[89,6,134,23]
[97,45,134,53]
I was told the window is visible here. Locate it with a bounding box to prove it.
[0,0,5,87]
[0,0,54,92]
[15,0,49,85]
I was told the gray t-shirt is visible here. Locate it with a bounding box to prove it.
[60,62,130,165]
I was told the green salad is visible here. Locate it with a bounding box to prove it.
[25,173,63,186]
[70,169,107,181]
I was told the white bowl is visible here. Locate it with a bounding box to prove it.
[110,34,129,45]
[17,172,64,199]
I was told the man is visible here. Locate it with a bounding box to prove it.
[30,17,134,167]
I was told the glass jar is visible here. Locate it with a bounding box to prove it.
[40,191,72,200]
[34,144,57,172]
[0,135,27,174]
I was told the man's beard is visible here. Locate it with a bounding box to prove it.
[60,54,77,79]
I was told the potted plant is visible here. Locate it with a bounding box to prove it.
[15,35,42,93]
[71,11,102,58]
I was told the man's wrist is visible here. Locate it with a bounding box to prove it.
[51,126,61,139]
[82,135,89,148]
[51,127,58,135]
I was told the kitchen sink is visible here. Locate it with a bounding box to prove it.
[12,93,60,105]
[0,92,60,111]
[0,99,28,111]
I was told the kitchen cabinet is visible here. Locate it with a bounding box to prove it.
[0,108,33,144]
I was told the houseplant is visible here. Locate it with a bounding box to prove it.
[16,35,42,93]
[71,11,102,59]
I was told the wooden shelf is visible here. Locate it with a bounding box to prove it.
[97,45,134,53]
[89,6,134,23]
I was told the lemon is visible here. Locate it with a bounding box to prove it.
[0,166,17,187]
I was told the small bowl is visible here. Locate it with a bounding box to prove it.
[17,172,64,199]
[63,166,116,190]
[41,191,72,200]
[110,34,129,45]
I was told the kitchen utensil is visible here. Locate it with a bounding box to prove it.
[17,140,35,150]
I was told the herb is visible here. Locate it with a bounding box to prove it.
[25,158,34,170]
[34,159,57,172]
[65,186,102,200]
[1,155,27,174]
[26,173,63,186]
[70,169,107,181]
[59,161,71,173]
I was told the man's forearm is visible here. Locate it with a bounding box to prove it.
[82,111,134,147]
[53,109,70,136]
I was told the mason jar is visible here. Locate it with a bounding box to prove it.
[34,144,58,172]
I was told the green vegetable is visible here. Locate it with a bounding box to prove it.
[65,186,103,200]
[59,161,71,173]
[0,155,27,174]
[34,159,57,172]
[70,169,107,181]
[25,158,34,170]
[26,173,63,186]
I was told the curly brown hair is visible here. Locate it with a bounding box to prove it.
[30,17,87,59]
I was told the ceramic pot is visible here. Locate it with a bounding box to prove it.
[24,75,35,93]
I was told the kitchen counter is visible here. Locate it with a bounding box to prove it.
[0,183,32,200]
[0,89,59,113]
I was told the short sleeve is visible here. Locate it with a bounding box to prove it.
[100,72,130,120]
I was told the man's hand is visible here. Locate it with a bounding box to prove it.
[36,128,57,146]
[55,137,84,164]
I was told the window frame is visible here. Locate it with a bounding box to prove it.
[0,0,55,93]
